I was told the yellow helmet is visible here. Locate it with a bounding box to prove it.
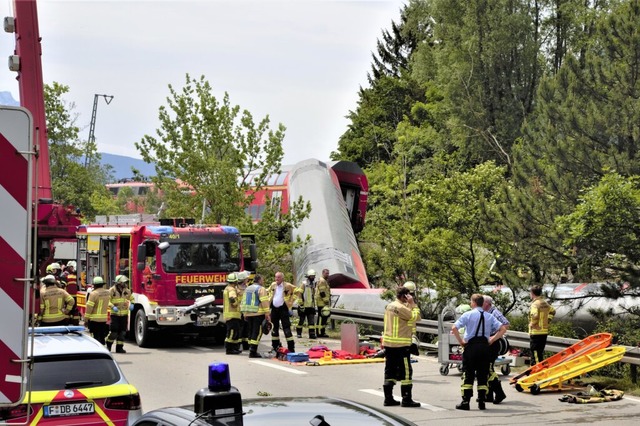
[227,272,238,283]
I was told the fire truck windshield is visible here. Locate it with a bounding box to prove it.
[161,241,240,273]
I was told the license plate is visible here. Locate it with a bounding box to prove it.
[44,402,95,417]
[196,317,212,326]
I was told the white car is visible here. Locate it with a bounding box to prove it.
[0,326,142,425]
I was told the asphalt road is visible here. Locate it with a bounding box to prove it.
[116,333,640,426]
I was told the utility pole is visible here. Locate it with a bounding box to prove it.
[85,93,114,168]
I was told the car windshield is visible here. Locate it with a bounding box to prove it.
[30,354,121,391]
[162,242,240,273]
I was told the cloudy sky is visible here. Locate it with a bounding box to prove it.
[1,0,406,165]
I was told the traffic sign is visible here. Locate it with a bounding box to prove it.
[0,106,32,405]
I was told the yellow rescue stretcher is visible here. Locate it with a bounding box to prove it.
[510,333,613,384]
[515,346,626,394]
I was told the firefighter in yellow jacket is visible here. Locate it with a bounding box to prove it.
[240,274,271,358]
[106,275,134,354]
[315,268,332,337]
[529,285,556,364]
[84,276,110,345]
[267,271,296,352]
[295,269,318,339]
[224,272,243,355]
[38,275,74,326]
[381,286,422,408]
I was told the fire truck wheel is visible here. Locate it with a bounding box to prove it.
[134,309,154,348]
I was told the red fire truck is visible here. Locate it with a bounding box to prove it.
[75,217,257,347]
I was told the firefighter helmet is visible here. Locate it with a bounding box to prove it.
[403,281,416,292]
[93,276,105,287]
[66,260,77,269]
[227,272,238,283]
[114,275,129,284]
[237,271,250,282]
[46,262,61,273]
[261,319,273,335]
[320,306,331,318]
[42,275,57,286]
[306,269,316,277]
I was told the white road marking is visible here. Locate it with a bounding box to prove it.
[623,396,640,403]
[359,389,447,411]
[250,360,308,375]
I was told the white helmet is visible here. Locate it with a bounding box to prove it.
[403,281,416,292]
[66,260,77,269]
[114,275,129,284]
[306,269,316,277]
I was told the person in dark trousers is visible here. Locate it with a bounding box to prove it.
[529,285,556,365]
[267,271,296,352]
[223,273,243,355]
[315,268,332,337]
[381,286,422,408]
[240,274,271,358]
[295,269,317,339]
[452,294,507,411]
[84,276,110,345]
[482,294,510,404]
[106,275,134,354]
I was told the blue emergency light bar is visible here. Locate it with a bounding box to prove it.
[208,362,231,392]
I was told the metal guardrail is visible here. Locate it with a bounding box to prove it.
[331,308,640,365]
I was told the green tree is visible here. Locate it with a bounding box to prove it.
[557,173,640,285]
[136,74,285,225]
[45,82,114,219]
[136,74,311,279]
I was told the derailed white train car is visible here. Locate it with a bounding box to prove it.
[288,159,369,288]
[246,158,369,288]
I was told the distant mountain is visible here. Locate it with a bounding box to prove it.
[99,152,156,181]
[2,92,153,182]
[0,91,20,106]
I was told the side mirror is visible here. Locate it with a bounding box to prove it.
[249,243,257,261]
[137,244,146,262]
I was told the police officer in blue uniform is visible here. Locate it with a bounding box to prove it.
[452,294,507,410]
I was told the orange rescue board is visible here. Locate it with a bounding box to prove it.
[510,332,612,384]
[515,346,625,394]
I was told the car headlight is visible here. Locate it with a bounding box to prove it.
[157,307,178,322]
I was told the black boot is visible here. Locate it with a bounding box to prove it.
[477,390,486,410]
[383,382,400,406]
[106,341,113,352]
[115,345,126,354]
[493,382,507,404]
[456,397,470,411]
[400,385,421,407]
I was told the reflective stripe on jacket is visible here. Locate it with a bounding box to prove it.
[224,284,241,320]
[85,288,110,322]
[39,287,74,322]
[529,297,555,335]
[315,277,331,307]
[109,285,133,316]
[382,299,421,347]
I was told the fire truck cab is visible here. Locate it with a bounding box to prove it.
[76,216,257,347]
